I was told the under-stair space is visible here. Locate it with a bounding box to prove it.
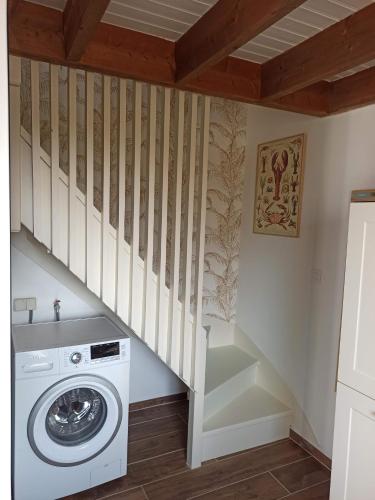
[202,330,293,461]
[9,55,211,467]
[10,54,301,467]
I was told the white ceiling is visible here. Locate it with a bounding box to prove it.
[25,0,375,81]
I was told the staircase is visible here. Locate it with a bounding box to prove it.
[9,55,297,467]
[9,55,210,467]
[202,324,293,461]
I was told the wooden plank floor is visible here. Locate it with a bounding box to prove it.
[63,394,331,500]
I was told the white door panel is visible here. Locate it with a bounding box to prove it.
[338,202,375,398]
[331,383,375,500]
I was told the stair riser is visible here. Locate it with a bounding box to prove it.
[202,412,292,461]
[204,363,258,420]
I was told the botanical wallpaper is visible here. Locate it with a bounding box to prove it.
[203,98,247,323]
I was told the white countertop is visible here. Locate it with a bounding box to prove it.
[12,316,130,352]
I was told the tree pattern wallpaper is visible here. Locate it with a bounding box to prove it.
[203,98,247,324]
[253,134,306,237]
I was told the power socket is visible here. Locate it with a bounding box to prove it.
[26,297,37,310]
[13,297,37,312]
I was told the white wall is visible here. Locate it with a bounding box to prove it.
[11,244,186,403]
[237,103,375,457]
[1,0,11,495]
[304,105,375,456]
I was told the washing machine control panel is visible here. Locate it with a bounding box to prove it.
[61,338,129,372]
[70,351,82,364]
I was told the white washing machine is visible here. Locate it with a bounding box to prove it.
[12,316,130,500]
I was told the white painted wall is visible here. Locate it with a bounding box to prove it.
[11,244,186,403]
[237,103,375,457]
[304,105,375,457]
[1,0,11,494]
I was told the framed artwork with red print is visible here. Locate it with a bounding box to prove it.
[253,133,306,237]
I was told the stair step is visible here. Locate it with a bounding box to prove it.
[204,385,290,431]
[205,345,257,394]
[202,385,292,461]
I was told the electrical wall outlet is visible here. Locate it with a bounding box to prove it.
[13,298,27,311]
[13,297,37,311]
[26,297,37,310]
[312,268,322,284]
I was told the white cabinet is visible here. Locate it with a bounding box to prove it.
[330,383,375,500]
[338,203,375,399]
[331,201,375,500]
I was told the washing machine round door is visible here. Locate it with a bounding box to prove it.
[28,374,122,466]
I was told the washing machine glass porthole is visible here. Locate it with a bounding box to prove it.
[45,387,108,446]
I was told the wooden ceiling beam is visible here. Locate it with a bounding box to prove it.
[7,1,329,116]
[270,81,330,117]
[8,1,65,64]
[175,0,305,84]
[261,3,375,100]
[330,67,375,114]
[63,0,110,61]
[8,0,20,18]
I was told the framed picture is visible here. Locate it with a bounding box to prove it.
[253,133,306,237]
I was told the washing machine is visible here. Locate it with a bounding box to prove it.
[12,316,131,500]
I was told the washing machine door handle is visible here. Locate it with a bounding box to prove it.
[23,362,54,373]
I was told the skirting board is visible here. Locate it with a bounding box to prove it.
[289,428,331,469]
[202,411,292,462]
[129,392,187,411]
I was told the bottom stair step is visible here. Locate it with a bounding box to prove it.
[202,385,293,461]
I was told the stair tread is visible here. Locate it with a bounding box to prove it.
[205,345,257,394]
[203,385,291,432]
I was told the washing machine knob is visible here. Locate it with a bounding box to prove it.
[70,352,82,364]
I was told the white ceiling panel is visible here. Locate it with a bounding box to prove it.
[23,0,375,82]
[102,0,216,41]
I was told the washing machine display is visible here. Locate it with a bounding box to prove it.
[91,341,120,360]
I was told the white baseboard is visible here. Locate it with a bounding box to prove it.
[202,411,292,461]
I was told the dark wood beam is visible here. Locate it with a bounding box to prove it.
[63,0,110,61]
[261,3,375,99]
[330,67,375,114]
[8,1,328,116]
[8,1,65,63]
[8,0,20,18]
[175,0,305,84]
[79,21,175,85]
[183,57,261,105]
[270,82,330,117]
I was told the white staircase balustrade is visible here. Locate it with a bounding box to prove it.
[9,55,210,397]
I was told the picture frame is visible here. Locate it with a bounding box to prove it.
[253,133,307,237]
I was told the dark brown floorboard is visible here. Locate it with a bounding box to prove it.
[96,449,189,498]
[128,429,187,464]
[282,480,330,499]
[129,392,187,411]
[271,457,330,493]
[144,441,307,499]
[64,397,331,500]
[289,429,331,469]
[128,414,185,443]
[191,472,287,499]
[107,487,147,499]
[129,400,188,425]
